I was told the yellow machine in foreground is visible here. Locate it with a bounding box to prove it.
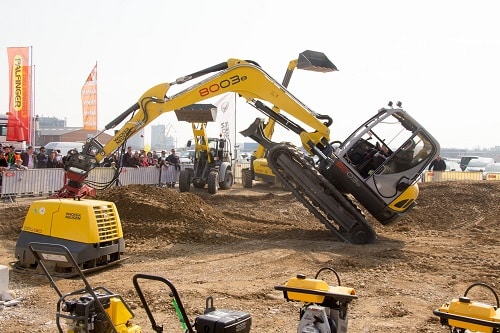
[434,282,500,333]
[275,267,357,333]
[14,199,126,277]
[29,242,252,333]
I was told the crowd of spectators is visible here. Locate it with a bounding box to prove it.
[1,144,183,187]
[119,146,180,170]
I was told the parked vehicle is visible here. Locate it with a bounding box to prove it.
[44,141,84,157]
[459,155,479,171]
[464,157,495,172]
[444,161,461,171]
[482,162,500,180]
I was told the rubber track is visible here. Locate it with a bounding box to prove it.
[267,143,377,244]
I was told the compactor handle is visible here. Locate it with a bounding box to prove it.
[464,282,499,308]
[314,266,341,286]
[133,273,195,333]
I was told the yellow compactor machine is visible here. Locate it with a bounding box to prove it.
[14,199,126,277]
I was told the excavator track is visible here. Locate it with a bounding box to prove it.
[267,143,377,244]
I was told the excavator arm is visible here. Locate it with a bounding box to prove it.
[61,58,333,197]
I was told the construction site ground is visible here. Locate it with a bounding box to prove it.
[0,180,499,332]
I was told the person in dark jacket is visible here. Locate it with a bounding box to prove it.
[46,151,63,168]
[36,146,48,168]
[428,155,446,171]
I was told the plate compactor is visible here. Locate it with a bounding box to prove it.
[434,282,500,333]
[28,242,252,333]
[14,199,127,278]
[275,267,358,333]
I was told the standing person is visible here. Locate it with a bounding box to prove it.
[166,149,180,171]
[428,155,446,171]
[122,146,136,167]
[46,151,63,168]
[36,146,48,168]
[166,148,180,188]
[20,146,37,169]
[428,155,446,182]
[158,150,167,166]
[4,145,19,166]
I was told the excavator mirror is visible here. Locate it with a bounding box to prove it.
[187,140,192,148]
[297,50,338,73]
[219,140,225,149]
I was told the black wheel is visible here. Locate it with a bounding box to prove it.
[219,169,233,190]
[207,171,219,194]
[179,170,191,192]
[345,224,377,245]
[242,168,253,188]
[192,178,206,189]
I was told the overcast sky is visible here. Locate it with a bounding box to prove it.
[1,0,499,150]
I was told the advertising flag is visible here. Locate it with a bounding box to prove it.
[7,47,31,142]
[214,93,236,143]
[81,64,97,130]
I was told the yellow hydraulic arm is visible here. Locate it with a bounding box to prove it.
[253,50,337,160]
[73,58,333,170]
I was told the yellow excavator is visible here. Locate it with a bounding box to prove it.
[14,54,440,275]
[241,50,338,188]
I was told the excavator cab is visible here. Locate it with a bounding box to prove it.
[323,103,438,226]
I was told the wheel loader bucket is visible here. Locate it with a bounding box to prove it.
[175,103,217,122]
[297,50,338,72]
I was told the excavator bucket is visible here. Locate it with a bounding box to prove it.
[297,50,338,72]
[175,103,217,122]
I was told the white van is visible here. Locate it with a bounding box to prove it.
[464,157,495,172]
[43,142,84,157]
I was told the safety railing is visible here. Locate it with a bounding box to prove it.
[5,163,492,201]
[1,162,252,201]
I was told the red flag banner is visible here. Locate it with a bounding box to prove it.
[82,64,97,130]
[7,47,31,142]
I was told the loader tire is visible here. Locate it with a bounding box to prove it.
[242,168,253,188]
[208,171,219,194]
[179,170,191,192]
[219,169,234,190]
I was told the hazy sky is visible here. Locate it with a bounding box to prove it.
[1,0,499,149]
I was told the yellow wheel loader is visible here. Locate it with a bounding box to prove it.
[174,103,234,194]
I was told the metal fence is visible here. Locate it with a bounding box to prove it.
[2,163,496,202]
[1,162,252,201]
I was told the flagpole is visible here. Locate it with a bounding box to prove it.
[30,46,35,147]
[95,61,98,135]
[234,92,237,158]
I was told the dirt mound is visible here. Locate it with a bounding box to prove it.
[403,181,499,235]
[95,184,234,245]
[1,181,499,332]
